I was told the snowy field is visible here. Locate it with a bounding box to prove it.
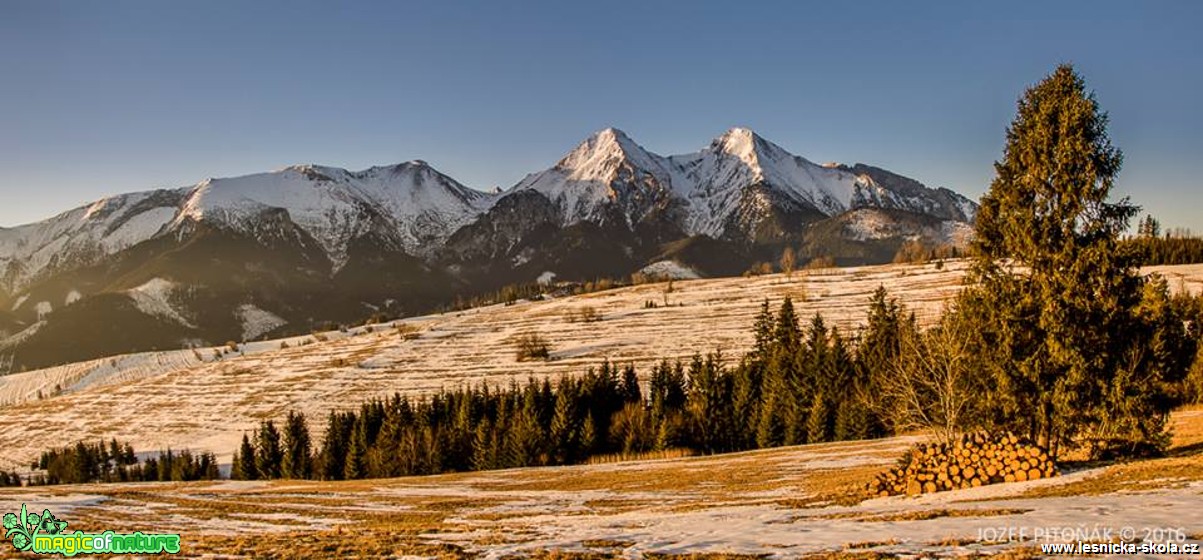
[0,415,1201,558]
[0,260,1201,473]
[0,260,1202,557]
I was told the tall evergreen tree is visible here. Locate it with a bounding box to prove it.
[806,392,830,444]
[281,411,312,479]
[774,297,802,353]
[236,433,258,481]
[255,421,283,479]
[505,388,546,467]
[966,64,1168,458]
[317,411,353,480]
[688,353,734,454]
[471,419,498,471]
[619,364,642,404]
[752,299,776,358]
[549,385,581,465]
[344,415,368,479]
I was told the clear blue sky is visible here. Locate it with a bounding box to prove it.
[2,1,1201,231]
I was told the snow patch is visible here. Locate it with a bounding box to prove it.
[0,191,182,292]
[11,294,27,311]
[843,210,902,241]
[939,220,974,246]
[639,260,701,280]
[236,304,287,340]
[127,278,195,328]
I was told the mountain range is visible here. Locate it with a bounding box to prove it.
[0,128,976,370]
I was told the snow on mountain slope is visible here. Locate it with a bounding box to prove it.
[235,304,287,340]
[126,278,195,328]
[175,161,494,265]
[639,260,701,279]
[511,128,678,227]
[0,189,187,292]
[667,128,871,236]
[0,128,975,296]
[839,208,972,245]
[509,127,977,240]
[0,161,496,291]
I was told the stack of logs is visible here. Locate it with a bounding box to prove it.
[869,431,1057,497]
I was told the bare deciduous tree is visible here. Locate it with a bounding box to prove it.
[779,247,796,280]
[875,310,981,443]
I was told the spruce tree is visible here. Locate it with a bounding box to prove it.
[236,433,258,481]
[506,390,546,467]
[752,300,775,358]
[755,389,784,449]
[549,388,580,465]
[471,420,496,471]
[967,64,1162,458]
[281,411,312,479]
[579,414,598,456]
[317,411,351,480]
[255,421,283,479]
[774,297,802,353]
[619,365,642,404]
[730,360,763,449]
[688,353,734,454]
[805,392,830,444]
[344,416,368,479]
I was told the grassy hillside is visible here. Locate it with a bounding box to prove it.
[1,261,1201,473]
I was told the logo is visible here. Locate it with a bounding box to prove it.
[3,503,180,556]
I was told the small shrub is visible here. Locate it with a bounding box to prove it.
[567,306,602,323]
[395,323,420,340]
[807,255,836,272]
[515,332,551,361]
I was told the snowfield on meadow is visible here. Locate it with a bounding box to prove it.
[1,260,1201,473]
[0,260,1201,557]
[0,423,1201,558]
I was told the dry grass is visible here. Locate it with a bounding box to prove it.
[4,408,1202,558]
[1170,404,1203,449]
[580,539,636,548]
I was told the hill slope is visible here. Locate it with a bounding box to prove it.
[1,261,1201,473]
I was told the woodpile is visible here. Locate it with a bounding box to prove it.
[868,431,1057,497]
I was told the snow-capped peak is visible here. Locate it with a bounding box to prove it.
[502,127,977,239]
[708,127,762,163]
[513,128,679,226]
[554,127,665,182]
[171,161,496,264]
[0,160,501,291]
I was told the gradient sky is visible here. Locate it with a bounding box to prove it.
[2,1,1201,230]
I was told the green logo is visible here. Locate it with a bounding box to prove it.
[3,503,180,556]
